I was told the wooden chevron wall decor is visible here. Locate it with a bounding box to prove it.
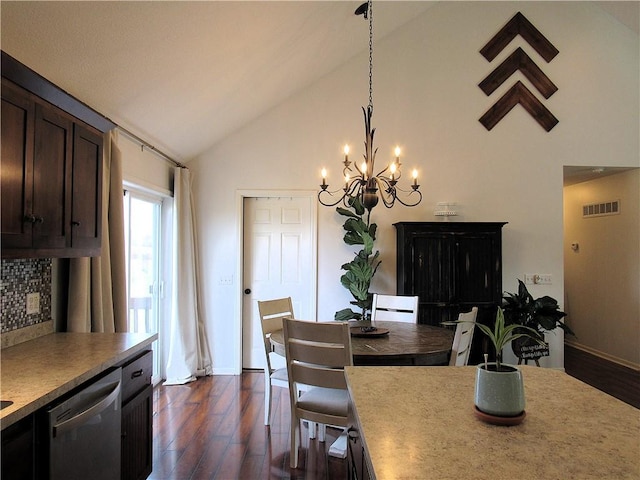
[479,12,559,132]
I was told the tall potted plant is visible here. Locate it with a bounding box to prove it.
[334,195,381,321]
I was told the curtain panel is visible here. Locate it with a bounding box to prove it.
[164,167,213,385]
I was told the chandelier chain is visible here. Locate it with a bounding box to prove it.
[368,0,373,109]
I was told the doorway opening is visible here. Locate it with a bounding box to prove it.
[124,188,166,384]
[236,190,318,374]
[563,166,639,368]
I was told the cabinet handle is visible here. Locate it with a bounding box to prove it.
[24,214,36,224]
[131,369,144,379]
[35,216,44,224]
[71,221,81,227]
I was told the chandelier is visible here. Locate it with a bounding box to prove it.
[318,0,422,211]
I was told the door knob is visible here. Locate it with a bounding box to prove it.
[244,288,251,295]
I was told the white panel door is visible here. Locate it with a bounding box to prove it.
[242,196,315,369]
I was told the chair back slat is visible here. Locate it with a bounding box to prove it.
[259,298,294,335]
[371,294,419,323]
[291,363,348,390]
[284,319,351,344]
[287,338,352,368]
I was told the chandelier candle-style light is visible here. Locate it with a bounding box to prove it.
[318,0,422,211]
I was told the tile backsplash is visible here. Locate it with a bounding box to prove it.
[1,258,52,333]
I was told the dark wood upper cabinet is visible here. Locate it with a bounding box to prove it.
[1,52,113,259]
[71,124,103,253]
[1,79,35,250]
[32,101,73,250]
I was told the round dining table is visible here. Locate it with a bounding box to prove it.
[270,320,454,366]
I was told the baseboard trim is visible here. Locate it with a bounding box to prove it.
[565,341,639,372]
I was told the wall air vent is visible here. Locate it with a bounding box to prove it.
[582,200,620,218]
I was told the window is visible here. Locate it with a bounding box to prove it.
[124,188,165,384]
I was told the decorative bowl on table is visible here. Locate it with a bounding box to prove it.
[349,326,390,337]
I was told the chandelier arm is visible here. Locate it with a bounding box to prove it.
[374,166,401,181]
[318,178,363,207]
[317,191,347,208]
[390,189,423,208]
[393,184,420,194]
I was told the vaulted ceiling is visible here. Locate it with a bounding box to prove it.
[1,1,637,164]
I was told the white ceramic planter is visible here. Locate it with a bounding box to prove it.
[475,363,525,416]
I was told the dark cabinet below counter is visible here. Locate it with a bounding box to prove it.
[0,333,155,480]
[347,397,372,480]
[120,350,153,480]
[1,415,35,480]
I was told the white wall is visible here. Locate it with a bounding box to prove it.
[188,2,639,373]
[564,170,640,367]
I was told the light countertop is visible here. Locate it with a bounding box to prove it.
[345,365,640,480]
[1,332,156,429]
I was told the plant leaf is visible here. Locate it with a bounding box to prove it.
[336,206,359,219]
[335,308,359,321]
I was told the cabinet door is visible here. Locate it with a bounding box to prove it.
[32,102,72,249]
[121,384,153,480]
[1,414,35,480]
[347,399,371,480]
[455,233,501,307]
[1,79,34,249]
[410,234,457,325]
[71,124,103,251]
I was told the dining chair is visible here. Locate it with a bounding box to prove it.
[283,318,353,469]
[370,293,419,323]
[449,306,478,366]
[257,297,295,426]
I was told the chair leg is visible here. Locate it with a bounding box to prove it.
[318,423,326,442]
[264,372,271,426]
[308,421,316,439]
[290,417,301,468]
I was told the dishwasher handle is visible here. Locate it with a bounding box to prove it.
[52,380,121,437]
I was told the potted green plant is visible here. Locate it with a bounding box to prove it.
[333,195,381,321]
[502,279,574,361]
[449,307,543,420]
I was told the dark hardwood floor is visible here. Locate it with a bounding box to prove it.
[564,343,640,409]
[149,371,347,480]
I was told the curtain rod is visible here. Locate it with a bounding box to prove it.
[116,126,186,169]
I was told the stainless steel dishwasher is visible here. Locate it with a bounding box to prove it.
[44,367,122,480]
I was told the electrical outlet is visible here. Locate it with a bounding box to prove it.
[26,292,40,315]
[525,274,552,285]
[535,274,552,285]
